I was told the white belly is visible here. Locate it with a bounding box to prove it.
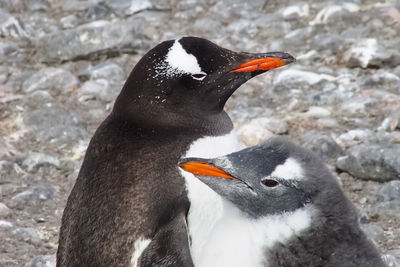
[197,200,266,267]
[198,200,314,267]
[179,130,240,266]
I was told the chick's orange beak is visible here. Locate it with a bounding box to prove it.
[179,162,234,179]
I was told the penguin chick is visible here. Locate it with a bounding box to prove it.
[179,137,386,267]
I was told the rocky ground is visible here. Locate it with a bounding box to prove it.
[0,0,400,266]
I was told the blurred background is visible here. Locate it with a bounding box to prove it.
[0,0,400,266]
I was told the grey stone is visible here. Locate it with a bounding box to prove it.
[310,3,360,25]
[63,0,101,11]
[78,79,113,102]
[0,65,8,83]
[60,15,79,29]
[0,220,13,228]
[0,202,11,217]
[362,71,400,89]
[281,4,309,20]
[237,119,275,147]
[0,41,18,64]
[377,180,400,202]
[34,16,152,63]
[105,0,153,16]
[25,254,56,267]
[342,38,400,68]
[337,144,400,181]
[90,62,125,84]
[360,223,385,244]
[274,69,335,86]
[11,183,54,207]
[0,0,24,12]
[0,137,17,159]
[311,33,343,53]
[24,0,48,11]
[22,67,79,94]
[303,131,344,161]
[338,129,377,148]
[86,3,109,21]
[22,151,60,172]
[78,62,125,102]
[305,106,331,118]
[373,200,400,219]
[12,227,41,244]
[0,8,27,38]
[382,250,400,267]
[23,106,87,142]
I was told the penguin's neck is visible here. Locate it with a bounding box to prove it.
[197,200,314,267]
[180,130,240,266]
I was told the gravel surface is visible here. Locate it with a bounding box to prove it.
[0,0,400,266]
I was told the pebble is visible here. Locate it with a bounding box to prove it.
[303,131,344,162]
[310,3,360,25]
[382,250,400,267]
[12,227,41,245]
[60,15,79,29]
[25,0,48,11]
[361,223,385,244]
[305,106,331,118]
[342,38,394,69]
[0,8,27,38]
[274,69,335,86]
[11,183,54,207]
[337,144,400,182]
[22,152,60,172]
[34,17,152,63]
[377,180,400,202]
[78,62,126,102]
[0,202,11,217]
[0,220,13,228]
[237,119,275,146]
[22,67,79,94]
[105,0,153,16]
[25,254,56,267]
[23,106,87,142]
[86,3,109,21]
[281,4,309,20]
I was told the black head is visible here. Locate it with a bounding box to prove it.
[113,37,295,129]
[179,137,341,219]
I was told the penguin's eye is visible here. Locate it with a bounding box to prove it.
[191,72,207,81]
[262,179,279,187]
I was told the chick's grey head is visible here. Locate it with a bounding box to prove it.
[179,137,341,219]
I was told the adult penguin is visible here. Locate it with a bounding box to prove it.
[57,36,295,267]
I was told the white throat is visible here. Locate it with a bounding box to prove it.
[197,200,314,267]
[179,130,240,265]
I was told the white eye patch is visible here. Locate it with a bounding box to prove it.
[269,158,304,181]
[154,39,207,80]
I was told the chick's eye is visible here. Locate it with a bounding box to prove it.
[191,72,207,81]
[262,179,279,187]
